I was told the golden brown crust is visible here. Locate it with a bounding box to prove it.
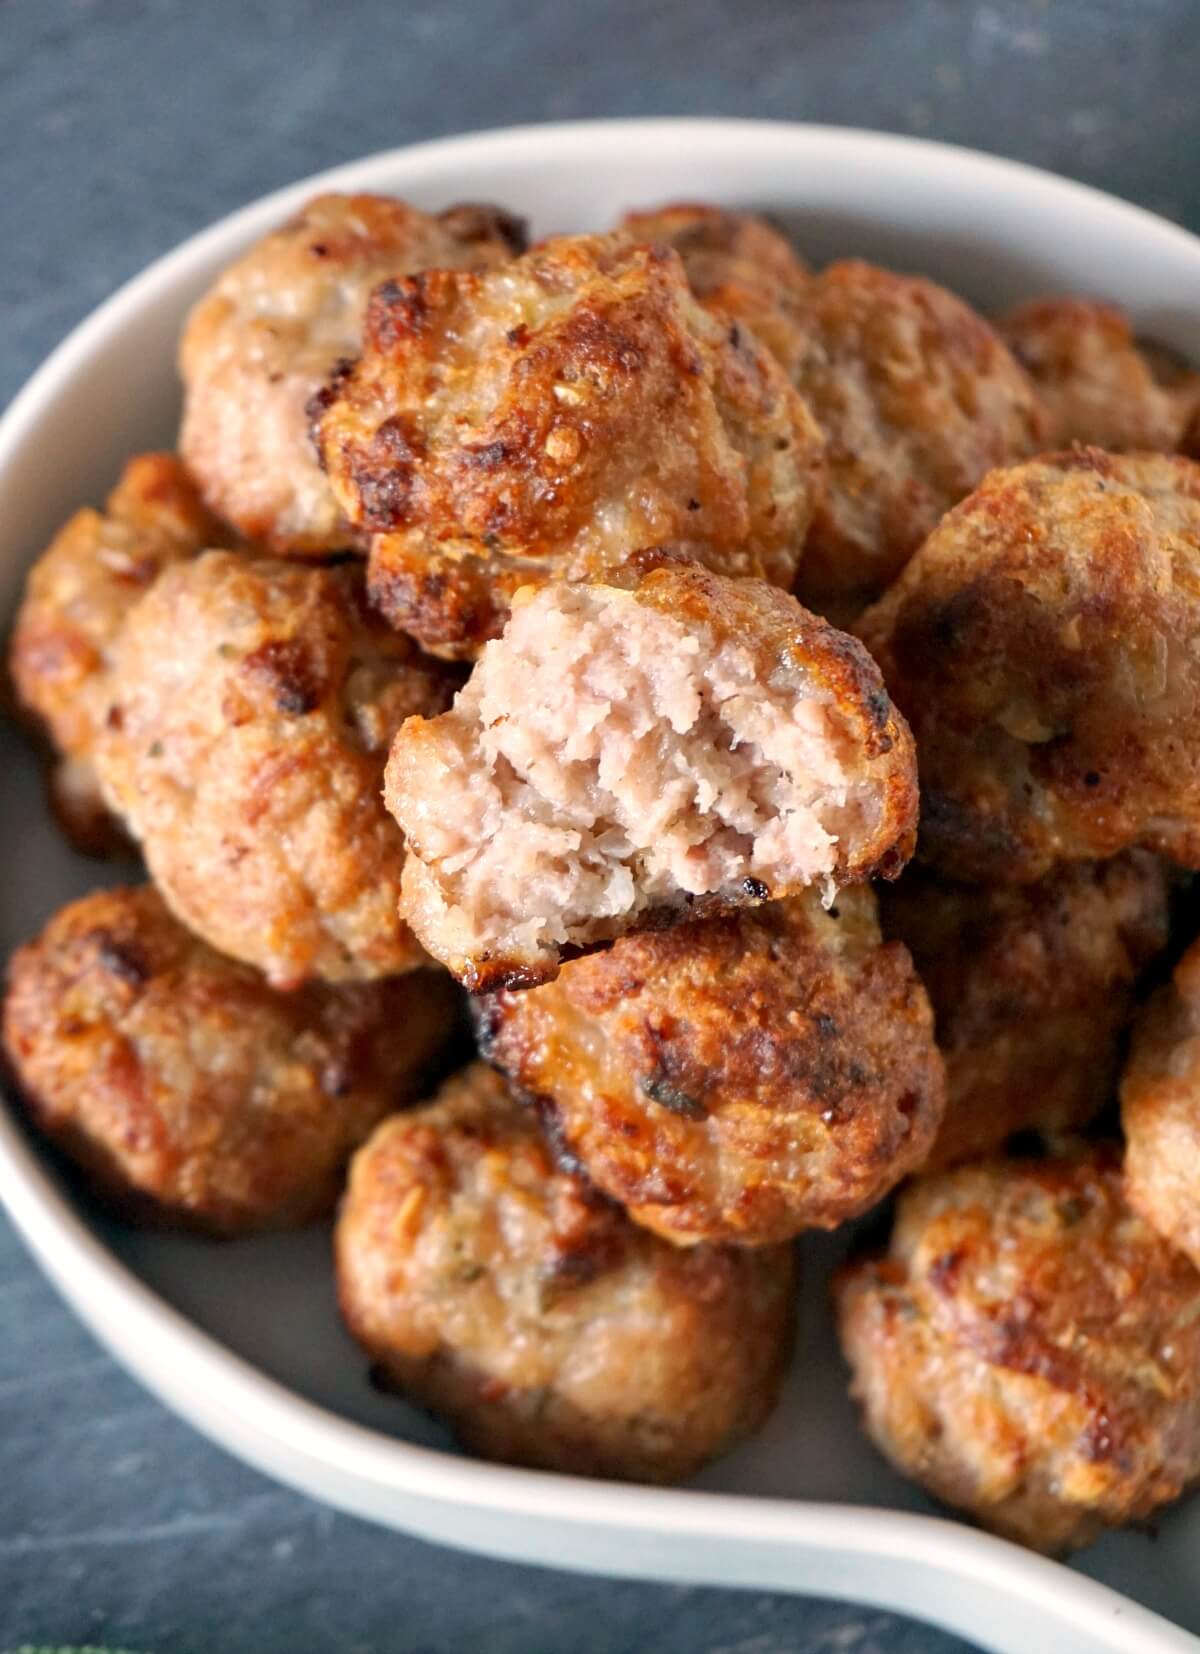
[1123,937,1200,1270]
[858,449,1200,883]
[479,885,944,1246]
[617,203,811,379]
[2,887,460,1236]
[387,557,918,990]
[882,854,1170,1169]
[791,260,1046,616]
[93,551,455,988]
[316,233,825,657]
[999,297,1200,454]
[9,453,221,773]
[334,1062,795,1482]
[179,193,524,558]
[835,1146,1200,1552]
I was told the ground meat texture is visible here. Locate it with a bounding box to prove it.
[618,203,811,380]
[999,297,1200,455]
[2,887,460,1236]
[8,453,222,850]
[1122,936,1200,1271]
[789,260,1046,620]
[179,193,525,558]
[315,232,826,657]
[334,1062,795,1482]
[478,885,943,1247]
[835,1146,1200,1553]
[386,555,917,991]
[882,854,1170,1171]
[859,449,1200,884]
[93,551,455,988]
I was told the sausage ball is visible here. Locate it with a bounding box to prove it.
[859,449,1200,884]
[999,297,1200,454]
[618,202,811,378]
[335,1062,795,1482]
[315,232,826,656]
[2,886,460,1235]
[93,551,454,988]
[179,193,525,557]
[1122,935,1200,1271]
[835,1146,1200,1552]
[386,554,917,990]
[789,260,1045,619]
[478,884,944,1247]
[9,453,222,849]
[882,854,1170,1170]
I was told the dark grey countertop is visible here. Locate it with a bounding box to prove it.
[3,3,1200,1650]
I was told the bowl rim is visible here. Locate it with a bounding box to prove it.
[2,117,1200,1654]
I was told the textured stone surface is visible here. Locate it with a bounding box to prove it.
[4,1,1200,1648]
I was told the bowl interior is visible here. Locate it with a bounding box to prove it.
[2,120,1200,1641]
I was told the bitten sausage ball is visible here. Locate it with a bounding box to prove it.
[1123,935,1200,1272]
[882,853,1170,1170]
[93,551,454,987]
[179,193,525,557]
[789,260,1045,619]
[999,297,1200,455]
[335,1062,796,1482]
[835,1146,1200,1552]
[478,885,943,1246]
[315,232,826,656]
[386,554,917,990]
[2,886,460,1235]
[618,203,811,378]
[859,449,1200,884]
[9,453,222,849]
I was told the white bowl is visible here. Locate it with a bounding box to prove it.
[3,119,1200,1654]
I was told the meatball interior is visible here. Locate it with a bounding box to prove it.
[386,555,917,990]
[836,1146,1200,1552]
[335,1063,795,1482]
[2,886,460,1235]
[480,885,944,1246]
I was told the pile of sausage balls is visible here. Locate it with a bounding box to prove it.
[9,189,1200,1550]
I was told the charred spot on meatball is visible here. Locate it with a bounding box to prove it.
[315,232,826,656]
